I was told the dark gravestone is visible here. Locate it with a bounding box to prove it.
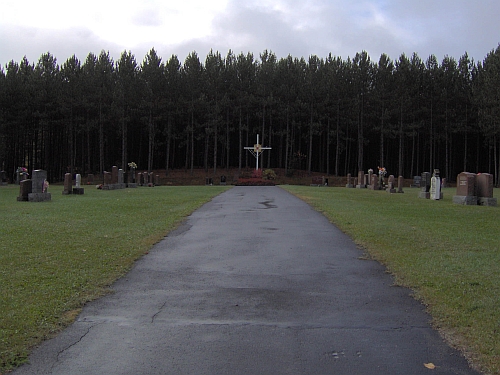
[0,170,7,185]
[369,174,378,190]
[63,173,72,195]
[453,172,477,205]
[356,171,365,189]
[397,176,404,193]
[345,173,353,188]
[476,173,497,206]
[111,166,118,185]
[411,176,421,188]
[220,175,227,185]
[29,170,51,202]
[386,175,396,193]
[17,179,32,201]
[103,171,112,186]
[418,172,431,199]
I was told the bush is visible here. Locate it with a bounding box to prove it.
[263,169,277,180]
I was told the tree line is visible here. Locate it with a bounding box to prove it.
[1,46,500,184]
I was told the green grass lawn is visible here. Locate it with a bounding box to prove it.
[0,184,230,372]
[281,185,500,375]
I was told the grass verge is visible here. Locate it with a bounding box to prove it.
[281,185,500,375]
[0,184,229,373]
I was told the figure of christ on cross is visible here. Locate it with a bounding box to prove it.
[244,134,272,170]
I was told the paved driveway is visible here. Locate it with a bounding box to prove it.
[13,186,479,374]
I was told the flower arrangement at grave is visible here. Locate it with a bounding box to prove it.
[368,168,373,174]
[16,167,28,175]
[42,180,49,193]
[128,162,137,170]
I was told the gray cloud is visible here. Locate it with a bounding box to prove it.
[1,0,499,68]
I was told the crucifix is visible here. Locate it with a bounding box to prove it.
[244,134,271,170]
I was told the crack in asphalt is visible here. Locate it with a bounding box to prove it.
[52,322,103,371]
[151,300,169,323]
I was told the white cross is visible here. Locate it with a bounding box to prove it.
[244,134,272,170]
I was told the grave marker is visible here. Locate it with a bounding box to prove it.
[63,173,72,195]
[73,174,85,195]
[386,175,396,193]
[17,179,32,201]
[430,169,442,200]
[476,173,497,206]
[0,170,7,185]
[397,176,404,193]
[453,172,477,205]
[345,173,354,188]
[356,171,366,188]
[418,172,431,199]
[28,170,51,202]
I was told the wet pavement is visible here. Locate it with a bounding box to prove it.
[13,186,480,374]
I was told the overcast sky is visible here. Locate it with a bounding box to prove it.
[1,0,499,68]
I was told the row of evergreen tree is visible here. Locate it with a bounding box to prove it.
[1,45,499,184]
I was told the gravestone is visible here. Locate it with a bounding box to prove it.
[220,175,227,185]
[111,166,118,185]
[418,172,431,199]
[345,173,354,188]
[453,172,477,205]
[476,173,497,206]
[397,176,404,193]
[137,172,143,186]
[311,176,323,186]
[368,169,374,187]
[386,175,396,193]
[411,176,421,188]
[118,169,124,186]
[128,170,137,188]
[103,171,112,189]
[356,171,366,188]
[155,174,160,186]
[0,170,7,185]
[63,173,72,195]
[430,169,442,200]
[73,174,84,195]
[17,179,32,201]
[87,174,94,185]
[369,174,378,190]
[28,170,51,202]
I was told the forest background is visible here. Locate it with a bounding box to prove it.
[1,45,500,184]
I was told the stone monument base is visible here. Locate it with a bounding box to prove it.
[72,188,85,195]
[103,183,126,190]
[453,195,477,205]
[386,188,397,193]
[418,192,430,199]
[356,184,366,189]
[478,197,497,207]
[28,192,52,202]
[128,183,138,188]
[345,184,354,188]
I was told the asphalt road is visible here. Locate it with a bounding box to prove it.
[13,186,480,375]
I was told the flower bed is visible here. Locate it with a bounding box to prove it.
[235,178,275,186]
